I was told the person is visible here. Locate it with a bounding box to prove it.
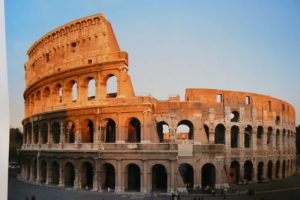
[171,192,175,200]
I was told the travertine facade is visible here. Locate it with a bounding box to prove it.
[21,14,297,193]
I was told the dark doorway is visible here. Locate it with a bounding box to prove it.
[244,160,253,181]
[106,119,116,143]
[275,160,280,179]
[103,163,115,190]
[179,163,194,190]
[51,161,59,185]
[128,118,141,143]
[267,161,273,180]
[152,164,167,192]
[229,161,240,184]
[201,163,216,188]
[40,160,47,183]
[127,164,140,191]
[64,162,75,187]
[82,162,94,189]
[231,126,239,148]
[257,162,264,181]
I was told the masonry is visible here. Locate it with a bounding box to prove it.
[20,13,297,193]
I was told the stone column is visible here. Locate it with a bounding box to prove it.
[93,160,99,191]
[46,161,51,184]
[47,121,51,144]
[74,160,80,189]
[59,160,64,187]
[115,160,123,193]
[209,127,215,144]
[252,126,257,150]
[60,120,65,145]
[225,126,231,149]
[36,156,40,183]
[240,125,245,148]
[142,160,147,193]
[170,160,175,193]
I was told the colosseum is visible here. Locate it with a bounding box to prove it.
[20,13,297,193]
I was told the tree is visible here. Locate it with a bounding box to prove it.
[9,128,23,162]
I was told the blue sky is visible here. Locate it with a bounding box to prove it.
[5,0,300,127]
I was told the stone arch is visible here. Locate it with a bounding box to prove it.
[64,162,75,187]
[244,160,253,181]
[34,91,41,111]
[230,111,240,122]
[40,160,47,183]
[215,124,225,144]
[42,87,51,108]
[257,126,264,148]
[27,123,32,144]
[69,80,78,102]
[106,74,118,98]
[204,124,209,142]
[282,160,286,178]
[33,123,39,144]
[127,117,141,143]
[53,83,63,103]
[275,160,280,179]
[231,126,239,148]
[31,158,37,180]
[87,77,96,100]
[81,161,94,189]
[244,125,253,148]
[152,164,168,192]
[101,163,115,190]
[229,161,240,184]
[267,160,273,180]
[105,119,116,143]
[81,119,94,143]
[65,120,75,143]
[156,121,169,143]
[41,123,48,144]
[201,163,216,188]
[178,163,194,190]
[51,121,60,144]
[126,163,141,191]
[50,161,59,185]
[257,162,264,181]
[267,127,273,145]
[176,120,194,140]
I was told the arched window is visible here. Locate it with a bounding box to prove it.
[33,124,39,144]
[231,126,239,148]
[204,124,209,142]
[229,161,240,184]
[106,75,117,98]
[267,127,273,145]
[127,118,141,143]
[81,162,94,190]
[276,129,280,148]
[54,84,63,103]
[244,125,252,148]
[64,162,75,187]
[257,126,263,148]
[157,121,169,142]
[43,87,50,108]
[88,78,96,100]
[82,119,94,143]
[126,164,140,191]
[152,164,167,192]
[50,161,59,185]
[201,163,216,188]
[176,120,193,140]
[244,160,253,181]
[215,124,225,144]
[105,119,116,143]
[178,163,194,190]
[51,122,60,144]
[72,81,78,102]
[66,121,75,143]
[41,123,48,144]
[230,111,240,122]
[101,163,115,190]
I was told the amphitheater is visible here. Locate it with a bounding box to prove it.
[20,14,297,193]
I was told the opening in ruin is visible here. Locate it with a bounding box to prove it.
[33,124,39,144]
[81,162,94,190]
[244,125,252,148]
[32,159,37,181]
[82,119,94,143]
[257,126,263,148]
[215,124,225,144]
[176,120,193,140]
[27,123,32,144]
[88,78,96,100]
[127,164,140,192]
[268,101,272,112]
[72,81,78,102]
[106,75,117,98]
[201,163,216,188]
[127,118,141,143]
[283,129,286,147]
[71,42,77,53]
[46,53,50,62]
[245,96,251,105]
[40,160,47,183]
[282,104,285,111]
[157,121,169,142]
[216,94,222,103]
[41,123,48,144]
[267,161,273,180]
[267,127,273,145]
[231,126,239,148]
[35,91,41,111]
[275,160,280,179]
[102,163,115,190]
[43,87,50,108]
[54,84,63,103]
[50,161,59,185]
[204,124,209,142]
[257,162,264,181]
[244,160,253,181]
[51,122,60,144]
[230,111,240,122]
[179,163,194,190]
[105,119,116,143]
[152,164,167,192]
[282,160,286,178]
[275,116,280,125]
[64,162,75,187]
[229,161,240,184]
[276,129,280,148]
[66,121,75,143]
[26,160,31,180]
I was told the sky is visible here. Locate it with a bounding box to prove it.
[5,0,300,128]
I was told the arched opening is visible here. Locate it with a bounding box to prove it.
[106,75,117,98]
[176,120,194,140]
[32,159,37,180]
[275,116,280,125]
[41,123,48,144]
[35,91,41,111]
[204,124,209,142]
[152,164,168,192]
[244,125,252,148]
[27,124,32,144]
[127,164,140,191]
[267,161,273,180]
[229,161,240,184]
[257,162,264,181]
[215,124,225,144]
[267,127,273,145]
[51,122,60,144]
[82,119,94,143]
[71,81,78,102]
[257,126,263,148]
[282,129,286,148]
[231,126,239,148]
[105,119,116,143]
[275,160,280,179]
[26,160,31,180]
[179,163,194,191]
[40,160,47,183]
[66,121,75,143]
[102,163,115,190]
[50,161,59,185]
[282,160,286,178]
[33,124,39,144]
[127,118,141,143]
[156,121,169,142]
[230,111,240,122]
[244,160,253,181]
[42,87,50,108]
[276,129,280,148]
[81,162,94,190]
[54,84,63,103]
[201,163,216,188]
[87,78,96,100]
[64,162,75,187]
